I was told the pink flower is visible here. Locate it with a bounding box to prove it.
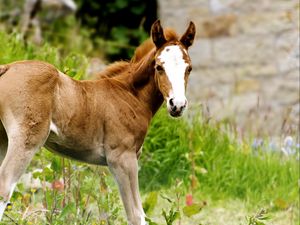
[52,180,64,191]
[186,194,193,206]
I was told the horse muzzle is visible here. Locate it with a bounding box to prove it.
[167,97,187,117]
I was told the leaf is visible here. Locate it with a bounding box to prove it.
[145,217,159,225]
[51,157,62,172]
[59,202,76,219]
[131,5,146,15]
[162,208,180,225]
[32,170,43,180]
[246,209,269,225]
[143,192,158,215]
[43,166,55,182]
[160,194,173,203]
[183,204,203,217]
[256,222,266,225]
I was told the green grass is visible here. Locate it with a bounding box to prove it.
[0,30,299,224]
[141,108,298,204]
[0,32,88,80]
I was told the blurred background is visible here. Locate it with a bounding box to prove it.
[0,0,299,224]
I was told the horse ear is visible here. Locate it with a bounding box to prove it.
[151,20,167,49]
[180,21,196,49]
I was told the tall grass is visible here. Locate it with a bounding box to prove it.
[141,107,298,207]
[0,32,88,80]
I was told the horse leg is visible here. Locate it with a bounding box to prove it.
[0,122,8,165]
[107,150,146,225]
[0,117,49,220]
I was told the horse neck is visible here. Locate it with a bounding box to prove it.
[116,50,164,117]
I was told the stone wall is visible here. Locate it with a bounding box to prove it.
[158,0,299,137]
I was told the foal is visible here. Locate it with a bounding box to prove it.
[0,20,195,225]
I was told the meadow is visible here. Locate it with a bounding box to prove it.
[0,31,299,225]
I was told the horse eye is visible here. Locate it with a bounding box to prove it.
[156,65,164,72]
[187,66,192,73]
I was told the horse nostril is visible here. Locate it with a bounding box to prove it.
[180,106,185,111]
[169,98,174,106]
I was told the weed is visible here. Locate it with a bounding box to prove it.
[246,209,270,225]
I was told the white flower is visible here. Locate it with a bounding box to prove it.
[281,136,296,156]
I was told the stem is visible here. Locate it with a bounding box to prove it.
[4,213,19,225]
[62,158,66,207]
[189,130,196,191]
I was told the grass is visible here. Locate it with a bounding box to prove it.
[0,31,299,224]
[140,108,299,224]
[141,108,298,204]
[0,32,88,80]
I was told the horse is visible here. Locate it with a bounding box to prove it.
[0,20,195,225]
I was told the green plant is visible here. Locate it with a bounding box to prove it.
[76,0,153,60]
[0,31,87,80]
[162,207,180,225]
[246,209,270,225]
[140,108,191,191]
[140,107,298,208]
[3,150,124,225]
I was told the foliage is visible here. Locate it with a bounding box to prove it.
[0,32,87,80]
[76,0,155,60]
[41,16,96,58]
[246,209,270,225]
[140,108,191,190]
[140,107,298,207]
[143,181,204,225]
[3,151,124,225]
[162,207,180,225]
[0,0,154,60]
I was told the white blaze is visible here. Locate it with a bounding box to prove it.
[158,45,188,105]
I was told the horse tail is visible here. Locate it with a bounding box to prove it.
[0,65,9,77]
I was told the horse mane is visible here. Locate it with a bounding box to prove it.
[95,61,130,79]
[95,28,179,79]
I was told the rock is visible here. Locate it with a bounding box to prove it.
[234,79,260,94]
[199,14,238,38]
[158,0,299,137]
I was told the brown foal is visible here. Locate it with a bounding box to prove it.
[0,20,195,225]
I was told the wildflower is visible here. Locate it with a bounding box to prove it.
[72,165,78,170]
[52,180,64,191]
[252,138,263,151]
[268,140,278,152]
[284,136,293,147]
[186,194,193,206]
[281,136,296,156]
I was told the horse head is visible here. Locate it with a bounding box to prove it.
[151,20,196,117]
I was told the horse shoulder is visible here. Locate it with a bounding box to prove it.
[102,92,150,154]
